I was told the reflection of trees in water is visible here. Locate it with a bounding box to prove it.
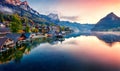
[0,37,65,64]
[14,50,23,63]
[0,48,15,64]
[0,42,33,64]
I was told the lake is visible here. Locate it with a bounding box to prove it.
[0,32,120,71]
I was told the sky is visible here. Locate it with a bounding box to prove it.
[25,0,120,24]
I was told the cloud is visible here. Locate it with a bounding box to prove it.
[60,16,79,21]
[0,6,13,14]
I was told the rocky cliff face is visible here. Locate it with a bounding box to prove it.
[5,0,21,5]
[47,13,60,23]
[5,0,29,6]
[5,0,30,11]
[0,0,40,16]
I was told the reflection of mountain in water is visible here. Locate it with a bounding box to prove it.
[91,32,120,43]
[65,32,91,38]
[66,32,120,43]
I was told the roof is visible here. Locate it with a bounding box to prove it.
[0,28,10,32]
[0,23,3,24]
[0,38,8,49]
[23,33,31,39]
[6,33,21,43]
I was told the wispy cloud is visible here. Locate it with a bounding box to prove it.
[60,16,79,21]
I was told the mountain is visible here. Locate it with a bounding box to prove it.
[47,13,60,23]
[0,0,60,24]
[92,12,120,31]
[39,13,60,24]
[58,21,94,32]
[0,0,94,32]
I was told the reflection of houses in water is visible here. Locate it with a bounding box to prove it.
[92,33,120,43]
[0,37,46,64]
[0,36,66,64]
[0,43,31,64]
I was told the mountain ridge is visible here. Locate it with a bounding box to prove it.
[0,0,94,32]
[0,0,60,24]
[91,12,120,31]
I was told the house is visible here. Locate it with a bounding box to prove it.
[44,26,50,33]
[18,33,31,40]
[3,21,10,27]
[6,33,22,43]
[0,37,14,51]
[0,23,5,28]
[0,28,10,34]
[38,26,42,33]
[52,25,61,33]
[6,33,31,46]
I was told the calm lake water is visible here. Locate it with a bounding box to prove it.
[0,32,120,71]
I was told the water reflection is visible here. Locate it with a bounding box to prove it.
[91,32,120,43]
[0,32,120,71]
[0,37,65,64]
